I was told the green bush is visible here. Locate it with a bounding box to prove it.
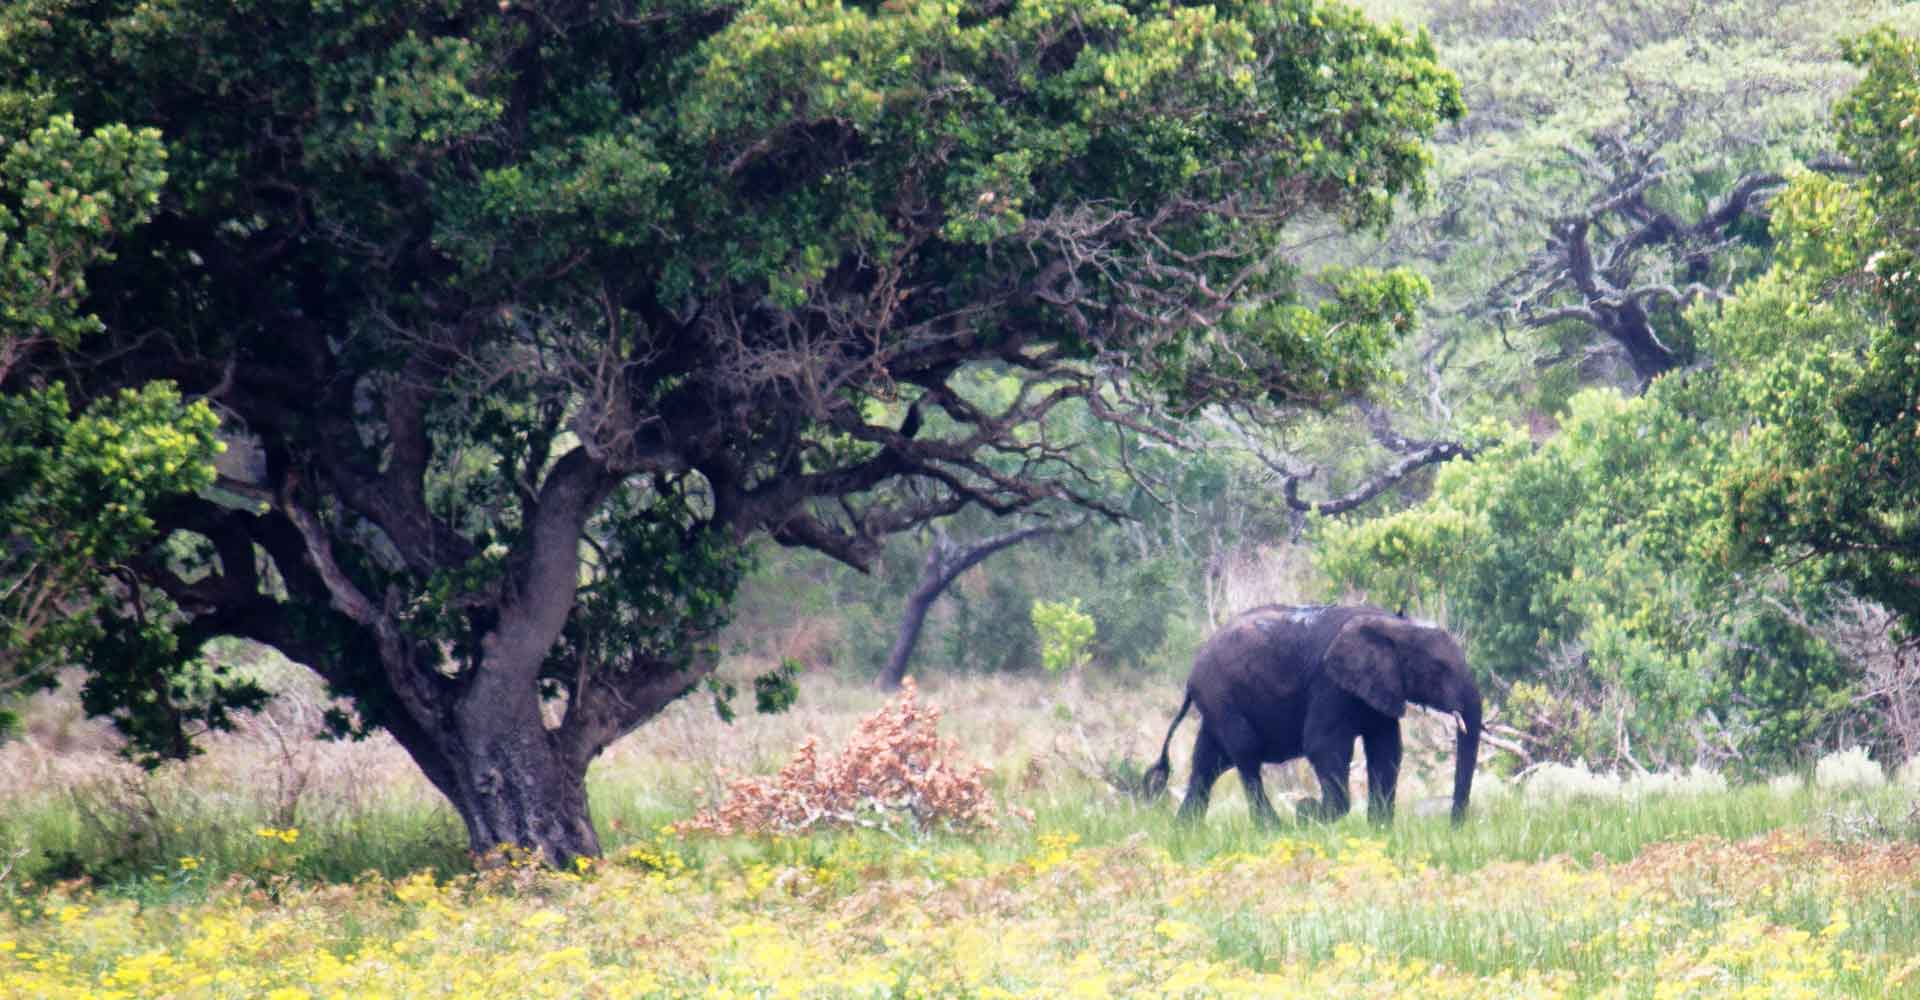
[1316,389,1859,771]
[1032,599,1096,675]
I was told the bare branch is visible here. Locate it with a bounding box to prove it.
[1489,141,1825,386]
[1281,440,1474,515]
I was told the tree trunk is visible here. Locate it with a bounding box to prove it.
[875,520,1079,690]
[433,631,605,865]
[876,539,955,690]
[277,438,645,868]
[334,599,614,867]
[440,732,601,864]
[361,664,605,866]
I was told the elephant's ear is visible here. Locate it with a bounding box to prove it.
[1324,617,1407,718]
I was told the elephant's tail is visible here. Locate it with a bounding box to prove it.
[1141,691,1193,801]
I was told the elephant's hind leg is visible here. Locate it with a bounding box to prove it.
[1361,722,1402,825]
[1208,712,1284,829]
[1178,726,1230,822]
[1234,758,1282,829]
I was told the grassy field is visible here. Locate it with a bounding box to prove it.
[4,667,1920,998]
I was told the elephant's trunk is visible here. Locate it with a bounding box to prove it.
[1451,684,1482,826]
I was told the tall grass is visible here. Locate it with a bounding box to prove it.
[7,668,1920,997]
[5,666,1914,891]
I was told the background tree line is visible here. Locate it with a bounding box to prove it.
[0,0,1460,863]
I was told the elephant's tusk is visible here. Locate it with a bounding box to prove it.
[1452,711,1467,734]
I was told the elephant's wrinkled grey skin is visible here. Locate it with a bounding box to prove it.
[1143,604,1482,827]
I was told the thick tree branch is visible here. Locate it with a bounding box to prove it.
[1282,440,1474,515]
[1493,142,1850,387]
[278,479,452,724]
[559,649,716,773]
[487,448,622,674]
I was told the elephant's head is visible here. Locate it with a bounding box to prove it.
[1325,613,1482,823]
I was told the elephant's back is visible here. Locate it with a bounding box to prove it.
[1192,604,1384,702]
[1235,603,1383,665]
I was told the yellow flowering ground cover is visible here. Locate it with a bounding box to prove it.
[5,825,1918,999]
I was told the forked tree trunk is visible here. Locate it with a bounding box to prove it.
[381,654,605,866]
[282,448,649,868]
[348,606,711,867]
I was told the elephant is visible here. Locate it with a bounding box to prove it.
[1143,604,1482,826]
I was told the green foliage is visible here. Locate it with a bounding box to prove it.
[1725,28,1920,636]
[1722,612,1863,763]
[559,495,750,679]
[77,607,271,768]
[1031,598,1096,675]
[0,114,166,349]
[705,659,803,723]
[753,659,801,715]
[706,676,739,726]
[1146,266,1433,410]
[0,382,257,763]
[1315,386,1852,769]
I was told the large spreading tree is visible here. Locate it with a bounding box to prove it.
[0,0,1460,863]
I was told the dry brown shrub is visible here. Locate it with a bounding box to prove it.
[677,679,1002,837]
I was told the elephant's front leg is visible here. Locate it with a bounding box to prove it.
[1299,741,1355,822]
[1361,723,1402,825]
[1299,697,1357,822]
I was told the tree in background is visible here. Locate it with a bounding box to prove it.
[1146,0,1913,569]
[1723,29,1920,755]
[0,0,1459,863]
[874,514,1080,691]
[1448,0,1883,385]
[1356,0,1917,405]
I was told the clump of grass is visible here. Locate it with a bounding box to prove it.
[1816,745,1887,790]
